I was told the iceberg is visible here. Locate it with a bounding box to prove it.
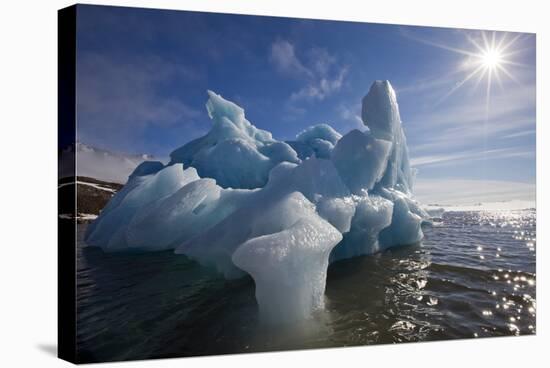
[331,129,392,194]
[85,164,199,251]
[232,192,342,323]
[285,124,342,160]
[379,197,423,248]
[330,195,394,262]
[84,80,429,324]
[174,157,352,279]
[168,90,299,189]
[362,80,414,193]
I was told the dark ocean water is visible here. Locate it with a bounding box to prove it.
[76,209,536,363]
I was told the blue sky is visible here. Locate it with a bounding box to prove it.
[76,5,536,205]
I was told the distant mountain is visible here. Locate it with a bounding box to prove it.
[58,176,124,222]
[59,142,162,184]
[58,143,162,222]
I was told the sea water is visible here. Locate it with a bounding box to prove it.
[75,209,536,363]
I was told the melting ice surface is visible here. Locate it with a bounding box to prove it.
[85,80,430,324]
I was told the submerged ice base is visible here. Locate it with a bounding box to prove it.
[85,80,429,324]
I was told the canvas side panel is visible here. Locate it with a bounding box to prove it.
[58,4,77,364]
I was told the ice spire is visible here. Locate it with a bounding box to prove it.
[362,80,414,193]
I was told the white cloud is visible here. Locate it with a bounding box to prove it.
[77,52,206,153]
[78,53,201,127]
[290,67,348,102]
[269,40,312,78]
[337,102,365,132]
[270,40,348,103]
[308,47,337,76]
[411,147,533,167]
[405,82,536,158]
[395,72,463,96]
[501,129,536,139]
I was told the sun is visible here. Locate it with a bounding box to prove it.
[456,31,521,93]
[480,48,503,69]
[461,31,522,82]
[424,30,529,114]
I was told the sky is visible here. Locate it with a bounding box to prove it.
[75,4,536,206]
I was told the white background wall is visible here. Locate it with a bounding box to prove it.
[0,0,547,367]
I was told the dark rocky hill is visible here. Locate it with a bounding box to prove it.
[58,176,123,222]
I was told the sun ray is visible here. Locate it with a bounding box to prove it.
[409,29,529,112]
[471,67,488,91]
[423,41,476,57]
[499,59,531,68]
[501,47,534,58]
[496,64,521,85]
[449,31,524,101]
[493,67,504,90]
[496,32,508,50]
[481,31,491,51]
[402,29,479,57]
[464,32,486,54]
[436,64,485,105]
[485,67,493,121]
[499,33,523,53]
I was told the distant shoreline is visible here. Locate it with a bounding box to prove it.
[424,200,536,212]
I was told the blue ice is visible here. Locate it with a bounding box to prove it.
[85,81,429,324]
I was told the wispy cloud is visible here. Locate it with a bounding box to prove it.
[396,27,535,171]
[414,178,535,205]
[78,52,201,125]
[501,129,536,139]
[395,70,464,97]
[337,102,365,132]
[411,147,533,167]
[405,81,535,157]
[270,40,348,103]
[411,83,534,127]
[290,67,348,102]
[77,52,207,154]
[270,40,312,78]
